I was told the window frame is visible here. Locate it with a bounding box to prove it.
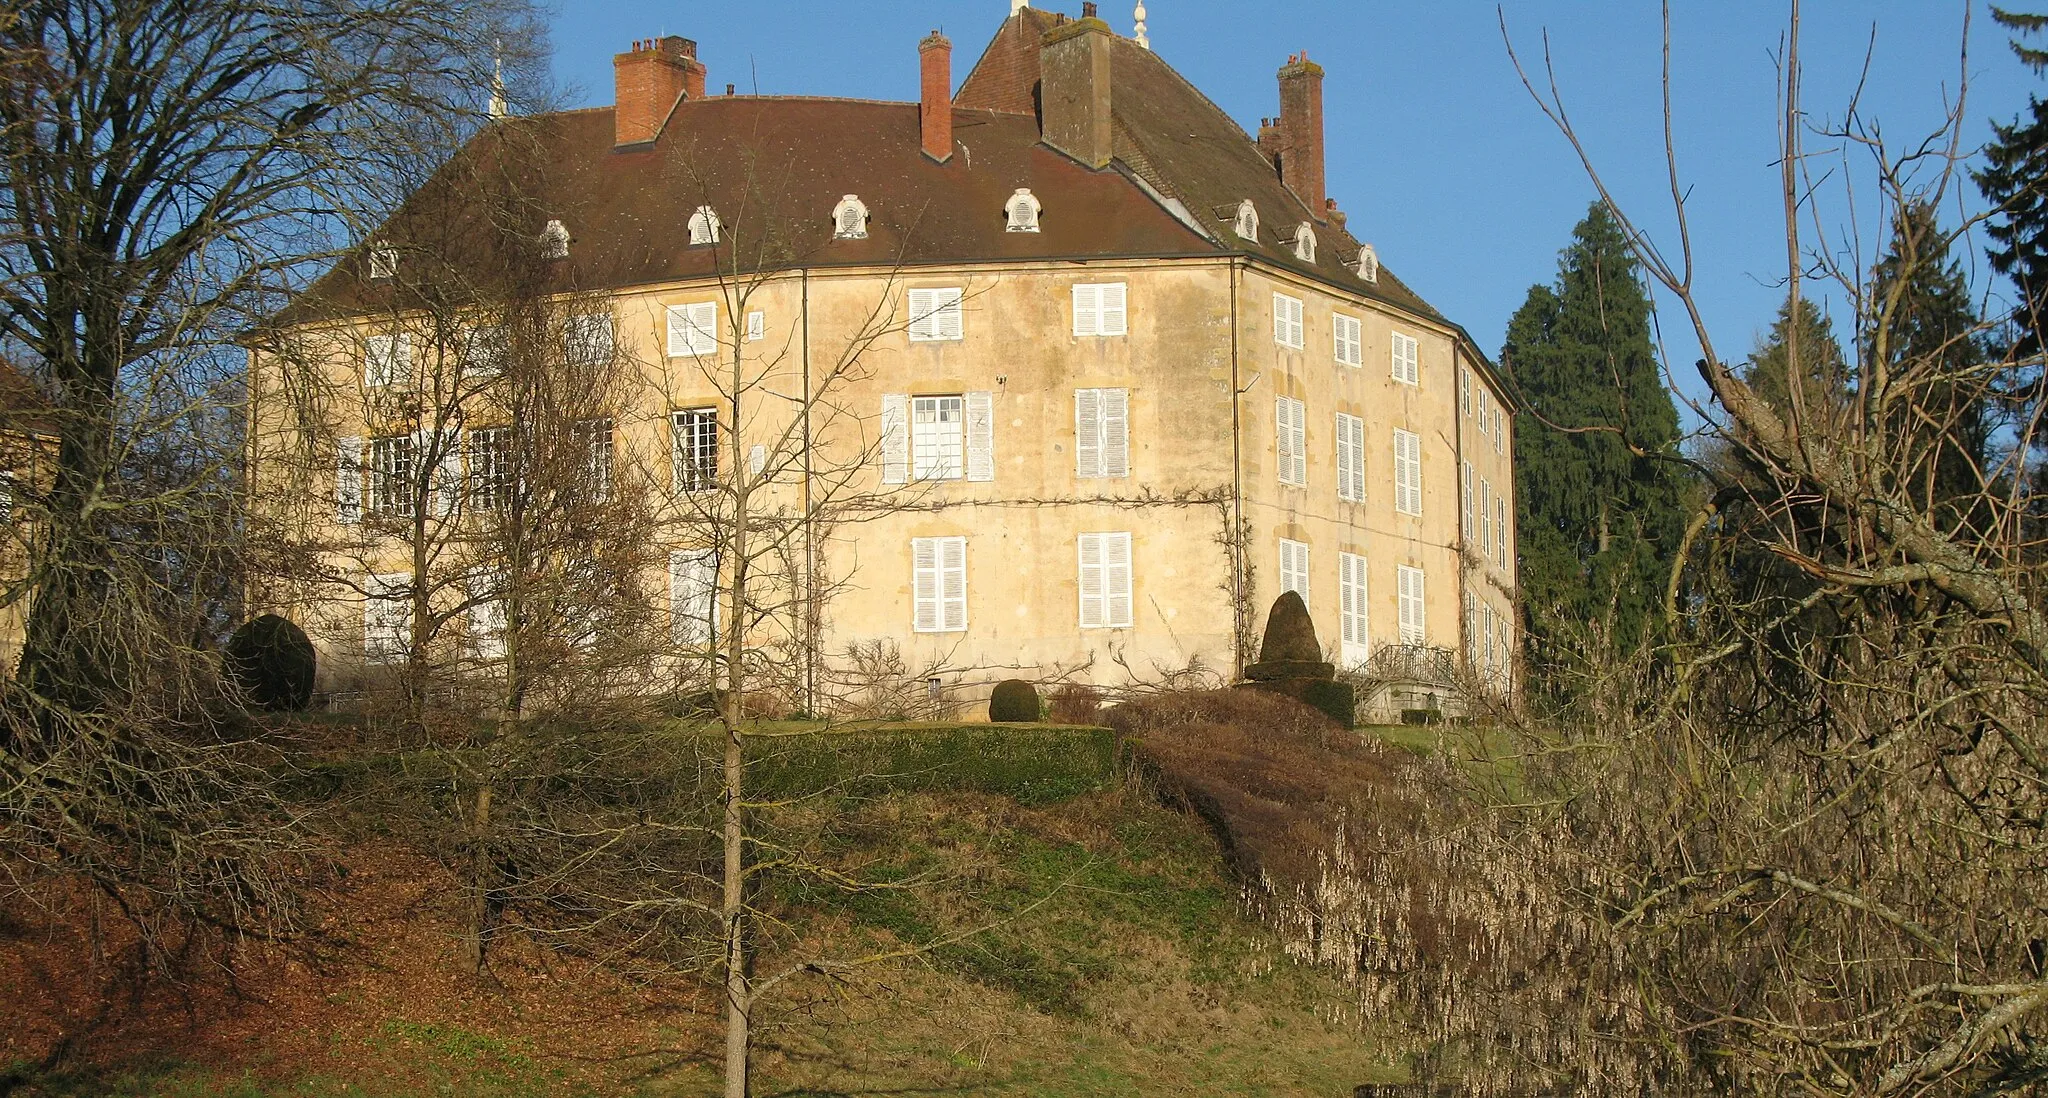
[367,434,417,518]
[1391,331,1420,385]
[671,407,719,493]
[669,549,719,647]
[1077,531,1134,630]
[1393,428,1423,517]
[666,301,718,358]
[1279,538,1310,608]
[688,206,721,246]
[1339,550,1370,667]
[1071,282,1129,337]
[466,426,515,511]
[1335,411,1365,503]
[1333,313,1363,367]
[364,571,412,662]
[1273,292,1305,350]
[577,416,614,501]
[910,394,967,481]
[907,287,964,342]
[564,312,615,366]
[911,535,968,633]
[1396,565,1426,646]
[364,332,409,390]
[1074,387,1130,480]
[1276,397,1307,487]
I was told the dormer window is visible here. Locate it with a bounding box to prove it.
[688,206,722,246]
[1291,223,1316,263]
[1005,188,1041,233]
[832,195,869,239]
[1357,243,1380,283]
[368,244,399,280]
[1233,199,1259,242]
[539,220,570,260]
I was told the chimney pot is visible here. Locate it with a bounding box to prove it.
[1040,16,1113,168]
[1276,53,1327,219]
[920,31,954,162]
[613,35,705,147]
[1081,1,1098,16]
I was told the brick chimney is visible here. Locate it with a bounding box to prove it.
[613,36,705,148]
[1276,53,1326,219]
[1040,14,1113,169]
[920,31,953,162]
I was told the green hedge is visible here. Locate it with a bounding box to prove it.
[744,723,1120,806]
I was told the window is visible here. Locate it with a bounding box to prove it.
[368,244,398,280]
[669,549,718,646]
[565,313,614,365]
[1005,188,1041,232]
[1273,292,1304,349]
[1396,565,1426,646]
[1477,388,1491,439]
[463,324,506,378]
[1356,243,1379,283]
[688,206,721,246]
[1460,368,1472,416]
[1461,461,1474,540]
[1291,222,1316,263]
[1279,538,1310,608]
[1072,283,1128,337]
[1336,412,1365,503]
[1480,479,1494,563]
[1233,199,1259,242]
[1339,551,1369,666]
[911,395,965,480]
[1495,410,1507,455]
[1333,313,1362,367]
[1077,532,1133,629]
[1276,397,1306,487]
[832,194,868,239]
[672,408,718,493]
[1393,429,1422,516]
[336,437,363,525]
[468,569,505,661]
[746,310,765,342]
[907,288,963,342]
[912,536,967,632]
[667,301,717,357]
[1075,388,1129,479]
[1495,495,1510,570]
[577,417,614,501]
[365,333,409,389]
[1391,332,1420,385]
[540,219,570,259]
[467,427,515,510]
[365,572,411,662]
[368,434,417,517]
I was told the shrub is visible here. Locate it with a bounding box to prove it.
[1048,682,1103,725]
[224,614,316,711]
[989,679,1040,723]
[1244,592,1335,681]
[1244,677,1355,729]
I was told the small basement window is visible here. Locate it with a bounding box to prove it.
[1233,199,1259,242]
[1356,243,1379,283]
[1291,222,1316,263]
[1005,188,1041,233]
[539,219,570,260]
[688,206,722,246]
[368,244,399,279]
[832,195,868,239]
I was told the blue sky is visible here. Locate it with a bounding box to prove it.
[542,1,2041,419]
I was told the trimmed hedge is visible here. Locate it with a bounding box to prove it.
[225,614,316,711]
[989,679,1041,723]
[746,723,1119,806]
[1242,678,1355,729]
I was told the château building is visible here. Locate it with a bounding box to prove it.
[247,3,1519,716]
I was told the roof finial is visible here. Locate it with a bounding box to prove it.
[1134,0,1149,48]
[1011,0,1027,13]
[487,38,507,119]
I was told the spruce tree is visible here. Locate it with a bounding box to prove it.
[1741,297,1848,424]
[1868,200,1988,514]
[1504,202,1687,694]
[1976,7,2048,355]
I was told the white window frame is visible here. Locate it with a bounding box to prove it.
[1276,397,1307,487]
[669,549,719,647]
[1461,460,1474,540]
[746,310,765,342]
[688,206,721,246]
[1335,412,1365,503]
[335,437,363,525]
[1496,410,1507,455]
[565,312,614,366]
[463,324,506,378]
[1480,478,1494,564]
[912,536,968,633]
[1273,292,1304,349]
[1005,188,1041,232]
[1496,495,1510,570]
[1391,332,1420,385]
[907,287,964,342]
[466,426,515,511]
[666,301,718,358]
[1291,222,1317,263]
[1460,368,1473,416]
[671,407,718,493]
[1393,428,1422,517]
[540,219,570,259]
[1356,244,1379,283]
[365,332,409,389]
[1339,551,1370,667]
[367,434,416,518]
[578,417,614,501]
[467,569,506,662]
[1074,387,1130,479]
[1333,313,1362,367]
[1077,531,1134,630]
[1072,282,1128,337]
[832,194,868,239]
[1233,199,1259,242]
[365,571,412,662]
[1396,565,1426,646]
[368,244,398,280]
[1279,538,1310,608]
[911,394,966,481]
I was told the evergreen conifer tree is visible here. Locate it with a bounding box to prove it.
[1868,200,1988,515]
[1976,7,2048,356]
[1504,202,1687,695]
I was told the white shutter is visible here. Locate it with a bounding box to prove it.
[965,390,994,482]
[1104,531,1132,628]
[916,536,966,631]
[365,571,413,661]
[669,549,717,646]
[749,444,766,478]
[912,537,939,632]
[910,288,963,342]
[1461,369,1472,415]
[1072,284,1099,337]
[1099,283,1127,336]
[1339,551,1369,666]
[1336,413,1363,502]
[1398,566,1425,646]
[1461,462,1474,538]
[1102,387,1129,478]
[1075,388,1102,478]
[907,289,936,341]
[1078,533,1105,628]
[746,310,765,342]
[1481,480,1493,562]
[935,290,963,341]
[1496,496,1510,568]
[880,394,909,484]
[468,570,506,661]
[1395,430,1422,516]
[432,428,463,516]
[1279,539,1309,607]
[336,436,363,525]
[1277,398,1307,487]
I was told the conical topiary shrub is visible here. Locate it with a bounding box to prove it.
[224,613,317,711]
[1244,591,1335,681]
[989,679,1040,723]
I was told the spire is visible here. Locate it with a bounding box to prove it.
[1133,0,1149,48]
[488,40,507,119]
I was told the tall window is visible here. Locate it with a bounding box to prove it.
[565,313,614,365]
[1391,332,1420,385]
[1460,368,1472,416]
[1393,429,1422,516]
[1075,388,1129,479]
[365,572,411,661]
[1477,389,1492,440]
[667,301,717,357]
[669,550,718,646]
[912,536,967,633]
[1495,411,1507,455]
[467,427,515,510]
[1273,293,1304,349]
[671,408,718,492]
[1335,412,1365,503]
[1339,551,1369,667]
[1279,538,1310,608]
[1077,532,1133,629]
[912,395,966,480]
[1333,313,1362,367]
[336,437,363,525]
[1495,495,1510,569]
[467,570,505,661]
[907,288,964,341]
[1396,565,1426,646]
[1276,397,1307,487]
[1072,282,1128,337]
[577,417,614,501]
[365,333,409,389]
[1480,479,1494,563]
[463,324,506,378]
[368,435,417,517]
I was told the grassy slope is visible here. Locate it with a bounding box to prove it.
[7,782,1413,1097]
